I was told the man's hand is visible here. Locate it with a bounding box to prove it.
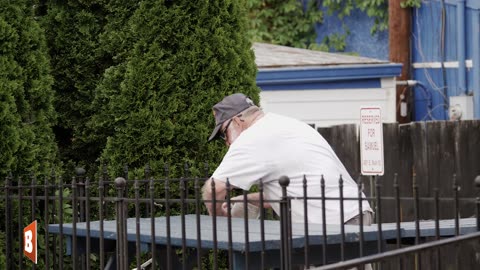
[202,178,228,216]
[221,192,271,210]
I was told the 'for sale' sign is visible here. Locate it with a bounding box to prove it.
[360,107,384,176]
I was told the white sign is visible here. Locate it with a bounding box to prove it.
[360,107,384,176]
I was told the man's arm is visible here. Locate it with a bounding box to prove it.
[228,192,271,209]
[202,178,228,216]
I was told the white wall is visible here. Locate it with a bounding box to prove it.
[259,78,397,128]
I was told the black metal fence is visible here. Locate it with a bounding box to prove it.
[2,167,480,270]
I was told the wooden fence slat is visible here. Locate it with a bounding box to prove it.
[397,123,414,221]
[455,120,480,217]
[317,121,479,219]
[379,123,399,222]
[324,124,359,179]
[410,122,430,198]
[317,127,332,146]
[455,121,480,270]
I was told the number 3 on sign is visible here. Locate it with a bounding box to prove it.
[24,220,37,264]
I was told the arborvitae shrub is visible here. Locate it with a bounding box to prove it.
[0,0,57,177]
[97,0,260,178]
[0,1,57,268]
[41,0,109,169]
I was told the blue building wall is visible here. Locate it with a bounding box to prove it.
[315,8,389,60]
[412,0,480,120]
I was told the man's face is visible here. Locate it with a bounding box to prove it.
[221,117,241,146]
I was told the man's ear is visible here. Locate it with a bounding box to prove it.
[233,116,243,125]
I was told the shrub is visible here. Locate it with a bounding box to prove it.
[95,0,260,178]
[0,0,57,177]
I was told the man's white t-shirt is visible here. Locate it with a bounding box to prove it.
[211,113,372,224]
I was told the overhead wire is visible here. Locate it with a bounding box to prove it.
[440,0,449,113]
[411,3,451,120]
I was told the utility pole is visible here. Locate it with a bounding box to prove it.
[389,0,412,123]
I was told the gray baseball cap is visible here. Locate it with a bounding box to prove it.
[208,93,255,142]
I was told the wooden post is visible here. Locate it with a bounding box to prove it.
[389,0,412,123]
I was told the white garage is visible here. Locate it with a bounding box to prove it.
[253,43,402,127]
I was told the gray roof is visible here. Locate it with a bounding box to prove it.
[253,43,388,69]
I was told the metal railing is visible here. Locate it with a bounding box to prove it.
[2,167,480,270]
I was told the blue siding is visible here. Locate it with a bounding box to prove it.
[315,8,389,60]
[412,0,480,120]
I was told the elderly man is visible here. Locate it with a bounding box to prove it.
[202,93,372,225]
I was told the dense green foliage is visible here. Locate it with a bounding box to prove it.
[39,0,259,178]
[1,1,57,267]
[0,0,57,177]
[40,0,110,171]
[401,0,422,8]
[37,0,395,174]
[247,0,393,52]
[95,0,259,177]
[323,0,389,35]
[246,0,323,49]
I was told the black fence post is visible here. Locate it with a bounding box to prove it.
[58,176,64,269]
[115,177,127,270]
[302,175,309,268]
[476,175,480,231]
[71,176,78,270]
[44,175,50,270]
[134,177,141,270]
[31,174,37,270]
[279,175,290,270]
[321,175,327,265]
[339,175,345,261]
[75,167,86,270]
[164,164,171,270]
[98,173,105,269]
[210,179,218,270]
[5,174,12,269]
[75,168,86,222]
[18,177,24,270]
[84,177,91,270]
[149,167,157,269]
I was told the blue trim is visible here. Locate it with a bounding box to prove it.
[441,0,480,9]
[473,11,480,117]
[258,78,381,91]
[256,64,402,86]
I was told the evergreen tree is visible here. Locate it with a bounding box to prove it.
[84,0,139,171]
[0,1,57,266]
[0,16,22,177]
[0,0,57,177]
[96,0,260,177]
[41,0,109,170]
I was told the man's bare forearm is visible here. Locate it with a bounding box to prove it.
[202,178,227,216]
[230,192,271,209]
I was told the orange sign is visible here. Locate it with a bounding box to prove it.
[23,220,37,264]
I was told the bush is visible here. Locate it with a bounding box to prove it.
[40,0,110,170]
[94,0,260,178]
[1,1,58,268]
[0,0,57,177]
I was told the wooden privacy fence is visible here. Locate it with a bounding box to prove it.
[317,120,480,270]
[318,120,480,221]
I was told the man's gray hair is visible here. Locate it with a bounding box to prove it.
[238,105,262,120]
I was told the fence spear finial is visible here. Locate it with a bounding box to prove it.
[475,175,480,188]
[75,167,86,176]
[115,177,127,189]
